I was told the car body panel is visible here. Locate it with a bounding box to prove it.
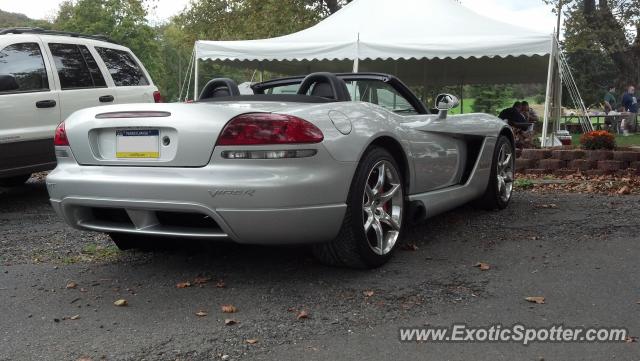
[47,72,513,245]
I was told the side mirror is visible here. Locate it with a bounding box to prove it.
[435,93,460,120]
[0,74,19,92]
[435,93,460,110]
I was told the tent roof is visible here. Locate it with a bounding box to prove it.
[196,0,553,62]
[194,0,555,85]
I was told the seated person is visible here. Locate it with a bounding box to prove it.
[499,101,536,149]
[521,101,539,123]
[498,102,530,131]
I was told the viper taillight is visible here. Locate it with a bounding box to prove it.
[153,90,162,103]
[54,121,69,146]
[217,113,324,146]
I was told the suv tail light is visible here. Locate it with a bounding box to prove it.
[153,90,162,103]
[217,113,324,146]
[54,121,69,146]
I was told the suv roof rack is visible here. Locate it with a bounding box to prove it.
[0,27,117,44]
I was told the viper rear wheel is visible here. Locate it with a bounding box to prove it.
[313,146,405,268]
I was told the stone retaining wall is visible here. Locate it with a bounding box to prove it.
[516,148,640,176]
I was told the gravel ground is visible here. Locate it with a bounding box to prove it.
[1,177,639,361]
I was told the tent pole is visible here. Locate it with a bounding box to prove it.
[554,59,562,133]
[541,36,556,147]
[194,54,199,101]
[460,83,464,114]
[353,32,360,73]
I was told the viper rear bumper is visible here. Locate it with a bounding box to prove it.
[47,147,353,245]
[49,197,346,244]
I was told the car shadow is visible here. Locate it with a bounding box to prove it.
[0,180,50,208]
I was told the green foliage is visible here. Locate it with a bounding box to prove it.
[53,0,165,94]
[514,178,535,190]
[175,0,322,42]
[469,85,513,115]
[0,9,51,28]
[546,0,640,105]
[173,0,327,99]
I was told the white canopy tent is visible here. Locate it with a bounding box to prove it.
[193,0,571,146]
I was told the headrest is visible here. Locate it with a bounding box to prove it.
[297,72,351,101]
[199,78,240,100]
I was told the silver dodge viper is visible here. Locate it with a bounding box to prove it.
[47,72,515,268]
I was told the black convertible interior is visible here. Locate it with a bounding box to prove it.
[198,72,429,115]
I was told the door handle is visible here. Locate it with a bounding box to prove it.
[99,95,115,103]
[35,100,56,108]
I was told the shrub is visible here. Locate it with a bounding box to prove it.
[579,130,615,150]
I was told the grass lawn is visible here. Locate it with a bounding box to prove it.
[571,133,640,147]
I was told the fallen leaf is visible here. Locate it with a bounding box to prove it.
[113,299,128,307]
[221,304,238,313]
[618,186,631,195]
[76,357,92,361]
[69,314,80,320]
[176,281,192,289]
[402,243,419,251]
[246,339,258,344]
[193,276,210,285]
[626,336,638,343]
[216,280,226,288]
[525,297,546,304]
[195,310,208,317]
[363,290,375,297]
[296,310,310,320]
[66,282,78,289]
[224,318,238,326]
[474,262,491,271]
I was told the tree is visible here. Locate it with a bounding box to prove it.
[0,9,51,28]
[173,0,329,99]
[53,0,165,89]
[469,85,513,115]
[545,0,640,87]
[319,0,353,15]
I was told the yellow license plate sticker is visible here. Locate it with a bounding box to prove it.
[116,129,160,159]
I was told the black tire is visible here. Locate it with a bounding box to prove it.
[476,135,515,210]
[313,146,406,269]
[0,174,31,187]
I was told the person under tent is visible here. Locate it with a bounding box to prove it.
[499,102,535,149]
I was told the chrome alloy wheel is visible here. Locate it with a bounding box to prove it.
[496,142,515,203]
[362,160,403,256]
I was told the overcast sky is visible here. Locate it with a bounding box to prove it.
[0,0,558,33]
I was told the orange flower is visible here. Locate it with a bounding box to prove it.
[579,130,615,150]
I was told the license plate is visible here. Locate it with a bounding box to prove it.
[116,129,159,159]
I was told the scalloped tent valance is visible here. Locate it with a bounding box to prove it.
[195,0,554,86]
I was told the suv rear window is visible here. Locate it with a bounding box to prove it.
[49,43,106,89]
[0,42,49,93]
[96,47,149,86]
